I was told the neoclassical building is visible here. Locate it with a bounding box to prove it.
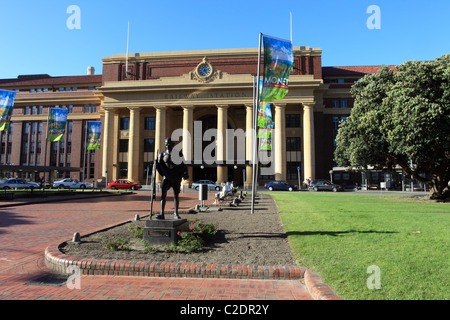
[0,47,389,187]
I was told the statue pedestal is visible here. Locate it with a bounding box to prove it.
[143,219,188,246]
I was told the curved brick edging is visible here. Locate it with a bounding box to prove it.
[44,243,307,280]
[304,270,343,300]
[44,243,343,299]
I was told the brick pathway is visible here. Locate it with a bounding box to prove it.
[0,191,317,302]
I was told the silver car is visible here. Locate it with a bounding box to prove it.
[0,178,40,190]
[53,178,91,189]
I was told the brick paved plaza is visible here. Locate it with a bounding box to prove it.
[0,192,319,301]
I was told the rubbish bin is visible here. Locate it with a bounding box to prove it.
[199,184,208,201]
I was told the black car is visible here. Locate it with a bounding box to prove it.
[309,179,343,192]
[264,180,297,191]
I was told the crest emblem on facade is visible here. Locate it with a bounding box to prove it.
[191,57,222,83]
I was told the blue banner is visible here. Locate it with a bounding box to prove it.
[87,121,102,150]
[260,35,294,102]
[0,90,16,131]
[48,108,68,142]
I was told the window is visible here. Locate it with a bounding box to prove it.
[120,117,130,130]
[144,117,155,130]
[119,162,127,179]
[341,99,348,108]
[25,106,30,115]
[68,105,73,113]
[286,114,301,128]
[119,139,129,152]
[38,106,43,114]
[286,137,301,151]
[91,104,97,113]
[84,104,90,113]
[144,139,155,152]
[332,99,340,108]
[286,162,302,181]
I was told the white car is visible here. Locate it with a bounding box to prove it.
[53,178,91,189]
[0,178,40,190]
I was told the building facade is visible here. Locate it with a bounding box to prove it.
[0,47,391,187]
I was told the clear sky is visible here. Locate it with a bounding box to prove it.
[1,0,449,78]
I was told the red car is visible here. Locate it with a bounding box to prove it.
[107,179,142,190]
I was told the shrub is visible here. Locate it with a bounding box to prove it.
[128,225,143,238]
[101,238,130,251]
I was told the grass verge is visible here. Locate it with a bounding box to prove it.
[270,192,449,300]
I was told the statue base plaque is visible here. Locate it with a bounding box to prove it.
[143,219,188,246]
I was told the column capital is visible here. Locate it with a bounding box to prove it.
[216,104,229,109]
[102,106,116,112]
[127,106,143,112]
[182,105,195,109]
[302,102,316,108]
[273,103,287,108]
[154,105,167,110]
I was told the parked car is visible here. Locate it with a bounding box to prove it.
[264,180,297,191]
[53,178,91,189]
[309,179,343,192]
[191,180,221,191]
[0,178,40,190]
[107,179,142,190]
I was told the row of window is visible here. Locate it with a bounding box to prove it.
[120,117,156,130]
[24,86,97,93]
[119,115,300,130]
[331,99,348,108]
[117,137,302,154]
[23,104,97,115]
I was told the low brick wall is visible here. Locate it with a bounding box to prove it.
[44,243,306,280]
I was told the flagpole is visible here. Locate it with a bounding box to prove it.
[82,121,88,182]
[290,12,293,43]
[125,21,130,79]
[43,107,50,188]
[251,33,263,214]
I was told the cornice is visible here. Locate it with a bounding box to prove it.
[102,47,322,64]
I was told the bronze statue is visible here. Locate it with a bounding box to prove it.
[155,137,189,220]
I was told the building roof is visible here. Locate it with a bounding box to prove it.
[0,74,102,88]
[322,65,397,76]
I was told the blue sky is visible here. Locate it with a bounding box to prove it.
[1,0,449,78]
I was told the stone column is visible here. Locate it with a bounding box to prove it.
[216,105,228,183]
[154,106,166,185]
[127,107,141,182]
[303,103,315,181]
[182,105,194,186]
[245,104,253,188]
[102,107,114,182]
[274,104,286,181]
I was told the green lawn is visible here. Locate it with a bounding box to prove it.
[270,192,449,300]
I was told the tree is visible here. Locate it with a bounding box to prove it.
[335,55,450,199]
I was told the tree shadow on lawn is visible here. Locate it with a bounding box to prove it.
[286,230,398,237]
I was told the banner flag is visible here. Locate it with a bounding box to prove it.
[0,90,16,131]
[257,101,273,151]
[260,35,294,102]
[86,121,102,150]
[48,108,68,142]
